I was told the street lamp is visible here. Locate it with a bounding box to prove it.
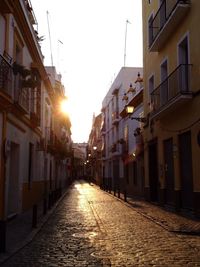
[126,105,147,123]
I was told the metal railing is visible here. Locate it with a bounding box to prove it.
[151,64,192,111]
[0,55,12,96]
[13,73,30,112]
[0,54,42,115]
[149,0,190,47]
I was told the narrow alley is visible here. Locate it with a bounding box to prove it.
[1,181,200,267]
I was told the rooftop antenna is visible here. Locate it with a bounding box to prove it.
[57,39,63,72]
[46,11,54,66]
[124,19,131,67]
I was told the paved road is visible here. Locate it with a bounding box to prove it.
[2,181,200,266]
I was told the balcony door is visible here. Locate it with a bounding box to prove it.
[179,131,193,210]
[160,59,168,106]
[178,35,189,92]
[148,140,159,202]
[7,142,20,217]
[159,0,166,29]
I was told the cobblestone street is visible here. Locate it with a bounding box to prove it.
[2,181,200,267]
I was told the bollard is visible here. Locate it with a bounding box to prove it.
[0,220,6,252]
[43,198,47,215]
[51,191,54,205]
[124,190,127,202]
[118,187,120,198]
[32,204,37,228]
[109,183,111,194]
[48,193,51,209]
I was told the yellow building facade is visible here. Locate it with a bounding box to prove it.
[142,0,200,216]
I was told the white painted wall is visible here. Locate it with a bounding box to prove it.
[101,67,143,180]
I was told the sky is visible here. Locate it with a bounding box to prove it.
[31,0,143,143]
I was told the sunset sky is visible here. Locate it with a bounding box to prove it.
[32,0,143,142]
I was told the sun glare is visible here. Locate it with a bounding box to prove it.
[60,99,69,115]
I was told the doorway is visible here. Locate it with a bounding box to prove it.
[7,142,20,217]
[113,159,119,190]
[148,141,159,202]
[179,131,193,210]
[164,138,175,206]
[178,35,189,92]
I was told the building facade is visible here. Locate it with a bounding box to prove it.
[87,113,103,185]
[73,142,87,179]
[101,67,144,197]
[0,0,72,250]
[142,0,200,215]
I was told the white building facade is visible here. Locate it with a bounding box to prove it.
[0,0,72,245]
[101,67,144,197]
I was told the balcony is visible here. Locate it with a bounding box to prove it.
[112,111,120,125]
[30,111,40,128]
[110,142,121,158]
[46,128,56,154]
[54,139,71,159]
[149,0,190,51]
[0,55,12,97]
[100,119,106,135]
[13,74,30,114]
[151,64,193,119]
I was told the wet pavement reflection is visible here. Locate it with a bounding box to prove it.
[2,181,200,266]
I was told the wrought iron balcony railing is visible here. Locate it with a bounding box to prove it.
[30,111,40,127]
[0,55,12,96]
[13,74,30,113]
[46,128,57,153]
[149,0,190,51]
[151,64,192,113]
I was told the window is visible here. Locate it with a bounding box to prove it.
[112,97,114,113]
[148,75,155,111]
[148,75,154,97]
[148,14,154,47]
[116,94,119,113]
[159,0,166,29]
[112,128,114,142]
[124,125,128,152]
[178,35,189,92]
[160,59,168,105]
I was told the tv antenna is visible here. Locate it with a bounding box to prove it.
[46,11,54,66]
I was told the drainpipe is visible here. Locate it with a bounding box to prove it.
[0,111,7,252]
